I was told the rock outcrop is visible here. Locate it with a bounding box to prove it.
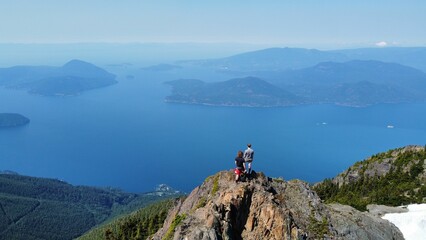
[366,204,409,218]
[151,171,403,240]
[331,145,426,187]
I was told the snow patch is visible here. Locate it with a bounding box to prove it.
[375,41,388,47]
[382,204,426,240]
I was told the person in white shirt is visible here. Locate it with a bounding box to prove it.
[243,143,254,174]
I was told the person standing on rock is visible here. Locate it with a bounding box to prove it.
[243,143,254,174]
[234,151,246,183]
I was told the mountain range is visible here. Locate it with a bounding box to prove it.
[269,60,426,106]
[167,58,426,107]
[181,47,426,72]
[332,47,426,72]
[180,47,348,72]
[0,60,117,96]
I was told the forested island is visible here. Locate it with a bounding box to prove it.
[165,77,302,107]
[0,60,117,96]
[0,113,30,128]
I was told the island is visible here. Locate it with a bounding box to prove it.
[0,113,30,128]
[0,59,117,96]
[165,77,303,107]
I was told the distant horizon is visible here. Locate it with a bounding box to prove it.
[1,41,426,51]
[1,41,426,68]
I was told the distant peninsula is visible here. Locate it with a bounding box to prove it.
[0,60,117,96]
[0,113,30,128]
[141,63,182,71]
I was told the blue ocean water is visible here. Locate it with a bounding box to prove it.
[1,68,426,193]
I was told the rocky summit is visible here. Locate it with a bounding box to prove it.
[150,171,403,240]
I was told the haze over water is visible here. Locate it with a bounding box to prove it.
[1,66,425,193]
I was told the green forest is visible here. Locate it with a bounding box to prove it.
[0,174,180,240]
[78,199,179,240]
[314,147,426,210]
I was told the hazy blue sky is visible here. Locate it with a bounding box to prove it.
[1,0,425,47]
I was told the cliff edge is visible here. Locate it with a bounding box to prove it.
[150,171,403,240]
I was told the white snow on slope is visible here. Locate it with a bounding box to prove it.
[382,204,426,240]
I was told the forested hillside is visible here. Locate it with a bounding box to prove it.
[314,145,426,210]
[0,173,180,240]
[78,198,180,240]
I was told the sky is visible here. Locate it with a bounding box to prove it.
[1,0,426,48]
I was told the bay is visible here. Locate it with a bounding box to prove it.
[1,67,425,193]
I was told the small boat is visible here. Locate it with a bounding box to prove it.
[387,125,394,129]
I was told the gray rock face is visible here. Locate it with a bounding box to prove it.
[151,171,403,240]
[328,204,403,240]
[367,204,409,218]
